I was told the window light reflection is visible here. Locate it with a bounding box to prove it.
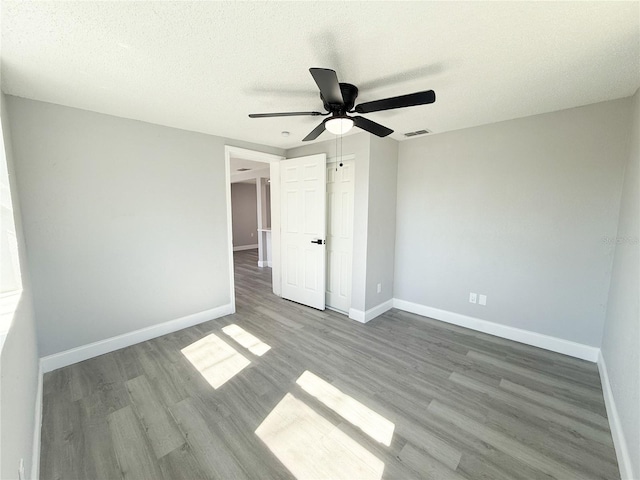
[296,370,395,446]
[222,324,271,356]
[255,393,384,480]
[181,333,250,389]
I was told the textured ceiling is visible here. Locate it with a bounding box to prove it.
[1,1,638,149]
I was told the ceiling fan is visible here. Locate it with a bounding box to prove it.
[249,68,436,141]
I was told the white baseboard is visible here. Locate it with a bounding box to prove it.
[40,303,234,372]
[598,352,634,480]
[349,299,394,323]
[233,244,258,252]
[257,260,273,268]
[30,363,43,480]
[392,299,600,362]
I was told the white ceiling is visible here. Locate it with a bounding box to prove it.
[1,1,638,149]
[230,158,270,184]
[230,158,269,172]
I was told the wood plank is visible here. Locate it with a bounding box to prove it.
[38,250,620,480]
[466,350,604,404]
[397,443,466,480]
[427,399,600,480]
[107,406,165,480]
[449,372,613,446]
[157,444,207,480]
[170,397,248,479]
[499,378,609,428]
[125,375,185,458]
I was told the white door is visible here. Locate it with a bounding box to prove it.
[326,159,354,313]
[280,154,327,310]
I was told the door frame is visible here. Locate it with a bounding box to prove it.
[224,146,285,312]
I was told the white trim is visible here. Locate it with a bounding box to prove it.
[257,260,273,268]
[40,304,233,372]
[326,305,348,316]
[392,299,600,362]
[349,299,394,323]
[269,161,282,296]
[224,147,237,314]
[598,352,634,480]
[349,308,365,323]
[226,146,283,164]
[233,244,258,252]
[230,166,270,184]
[30,363,43,480]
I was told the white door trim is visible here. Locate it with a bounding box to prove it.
[224,146,285,310]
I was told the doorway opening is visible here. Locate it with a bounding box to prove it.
[224,146,284,313]
[224,147,355,317]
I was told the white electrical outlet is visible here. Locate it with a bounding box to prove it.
[469,293,477,304]
[251,232,254,237]
[479,294,487,306]
[18,458,24,480]
[377,283,382,293]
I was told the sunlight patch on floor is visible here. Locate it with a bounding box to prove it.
[222,323,271,356]
[256,393,385,480]
[181,333,250,389]
[296,370,395,446]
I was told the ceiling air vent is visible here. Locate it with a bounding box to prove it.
[236,168,251,171]
[404,129,431,137]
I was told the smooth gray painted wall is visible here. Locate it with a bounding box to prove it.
[286,133,371,311]
[365,136,398,310]
[602,89,639,478]
[7,96,233,357]
[231,183,258,247]
[0,93,40,480]
[395,98,631,347]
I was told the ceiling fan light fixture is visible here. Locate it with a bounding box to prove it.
[325,117,354,135]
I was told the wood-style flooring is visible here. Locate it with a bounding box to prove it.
[40,249,620,479]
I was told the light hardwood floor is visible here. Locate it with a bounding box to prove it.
[40,250,620,479]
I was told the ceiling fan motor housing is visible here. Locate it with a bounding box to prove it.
[321,83,358,114]
[249,68,436,141]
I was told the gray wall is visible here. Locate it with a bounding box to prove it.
[365,136,398,310]
[394,98,631,347]
[231,183,258,247]
[0,93,40,480]
[265,183,271,227]
[286,133,371,311]
[7,96,232,356]
[602,88,639,478]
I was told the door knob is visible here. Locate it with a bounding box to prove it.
[310,239,325,245]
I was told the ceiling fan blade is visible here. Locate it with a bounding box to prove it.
[354,90,436,114]
[302,121,326,141]
[352,116,393,137]
[249,111,324,118]
[309,68,344,105]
